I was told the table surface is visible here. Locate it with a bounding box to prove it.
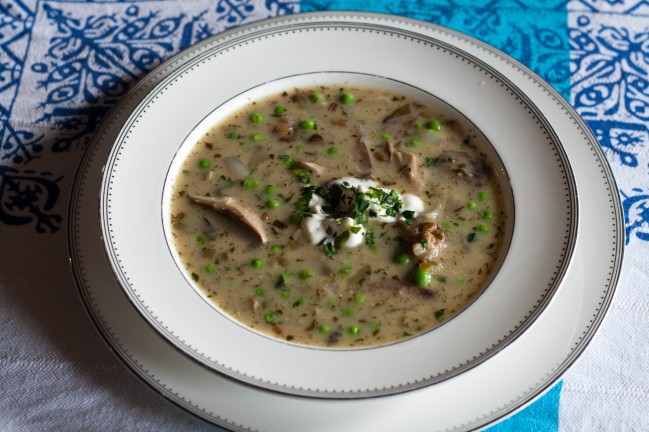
[1,1,648,431]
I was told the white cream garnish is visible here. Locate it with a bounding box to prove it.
[301,177,424,249]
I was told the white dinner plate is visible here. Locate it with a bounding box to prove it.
[69,12,622,431]
[98,12,577,397]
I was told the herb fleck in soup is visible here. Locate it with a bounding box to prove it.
[170,85,509,347]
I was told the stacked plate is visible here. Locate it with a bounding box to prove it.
[69,12,623,432]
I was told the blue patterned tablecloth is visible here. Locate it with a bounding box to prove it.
[1,1,647,430]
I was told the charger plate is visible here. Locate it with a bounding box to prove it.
[69,12,622,431]
[97,12,576,397]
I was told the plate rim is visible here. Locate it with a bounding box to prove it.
[67,10,624,432]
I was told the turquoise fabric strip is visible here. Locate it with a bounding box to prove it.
[300,0,569,430]
[301,0,571,100]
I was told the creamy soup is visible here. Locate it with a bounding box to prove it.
[170,85,509,347]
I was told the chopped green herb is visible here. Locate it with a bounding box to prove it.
[298,270,312,280]
[478,191,489,202]
[353,293,365,304]
[290,167,311,184]
[341,307,353,317]
[254,287,265,297]
[280,154,295,167]
[338,265,352,277]
[413,122,422,130]
[380,132,391,141]
[178,190,186,197]
[291,186,315,224]
[435,308,445,319]
[321,241,336,257]
[276,271,291,289]
[349,226,362,234]
[467,232,477,242]
[292,298,304,308]
[191,272,199,282]
[364,229,376,250]
[270,244,282,254]
[280,289,290,299]
[225,130,240,139]
[425,157,439,167]
[436,274,447,283]
[408,139,421,148]
[204,263,216,273]
[401,210,415,224]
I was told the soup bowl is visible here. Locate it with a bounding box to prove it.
[100,25,577,398]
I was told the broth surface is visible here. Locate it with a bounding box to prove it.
[170,85,508,347]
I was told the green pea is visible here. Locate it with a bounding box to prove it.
[338,265,352,277]
[263,311,277,323]
[264,185,278,195]
[394,252,411,267]
[204,263,216,273]
[341,307,353,317]
[250,258,263,269]
[478,191,489,202]
[225,130,240,139]
[326,145,338,155]
[380,132,391,141]
[254,287,265,297]
[347,325,360,336]
[250,132,263,143]
[353,293,365,304]
[478,223,490,233]
[413,122,422,130]
[299,119,317,130]
[481,210,494,220]
[273,105,287,115]
[413,266,432,288]
[242,178,257,189]
[270,244,282,254]
[408,139,421,148]
[340,93,355,105]
[266,199,280,209]
[298,270,312,280]
[309,91,325,103]
[467,201,477,210]
[318,324,331,334]
[195,234,207,245]
[249,112,264,124]
[198,158,211,169]
[425,120,442,131]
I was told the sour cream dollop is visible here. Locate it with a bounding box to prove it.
[301,177,424,249]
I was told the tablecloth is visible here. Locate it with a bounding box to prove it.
[0,0,646,430]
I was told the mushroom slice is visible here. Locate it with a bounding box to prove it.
[353,126,373,177]
[399,151,423,189]
[294,160,328,176]
[188,194,268,244]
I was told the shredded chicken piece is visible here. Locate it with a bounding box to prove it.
[294,160,328,176]
[381,141,423,189]
[188,194,268,244]
[411,223,447,263]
